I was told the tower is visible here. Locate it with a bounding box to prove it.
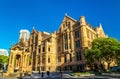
[19,29,30,42]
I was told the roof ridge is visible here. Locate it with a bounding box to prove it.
[65,14,77,22]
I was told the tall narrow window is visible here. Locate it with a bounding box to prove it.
[48,57,50,63]
[48,47,50,52]
[70,54,72,62]
[75,31,80,38]
[75,40,80,48]
[64,34,68,40]
[39,48,41,53]
[43,47,45,52]
[65,43,68,50]
[69,33,71,39]
[76,52,82,61]
[64,54,67,63]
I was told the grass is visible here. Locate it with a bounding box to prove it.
[72,71,93,75]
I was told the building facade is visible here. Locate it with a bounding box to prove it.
[57,15,107,71]
[6,15,108,75]
[28,29,57,72]
[4,30,31,77]
[28,15,107,72]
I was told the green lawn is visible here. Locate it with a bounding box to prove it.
[72,71,93,75]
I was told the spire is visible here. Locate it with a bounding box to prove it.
[99,23,102,28]
[80,16,86,26]
[32,26,36,33]
[65,13,68,16]
[99,23,103,30]
[32,26,35,30]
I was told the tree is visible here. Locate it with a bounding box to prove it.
[92,38,120,69]
[0,55,9,70]
[85,37,120,70]
[85,49,101,70]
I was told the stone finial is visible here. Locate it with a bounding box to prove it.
[32,26,35,30]
[80,16,86,26]
[65,13,68,16]
[99,23,103,28]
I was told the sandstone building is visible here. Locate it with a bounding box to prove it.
[28,29,57,72]
[28,14,107,72]
[6,14,108,75]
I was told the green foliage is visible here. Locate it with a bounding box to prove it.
[85,49,101,70]
[85,37,120,70]
[0,55,9,69]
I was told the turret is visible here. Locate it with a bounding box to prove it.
[80,16,86,26]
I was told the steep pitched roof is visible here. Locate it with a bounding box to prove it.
[64,13,77,22]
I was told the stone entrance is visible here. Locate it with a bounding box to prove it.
[3,39,31,77]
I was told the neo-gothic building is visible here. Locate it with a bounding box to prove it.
[28,14,107,72]
[5,14,108,77]
[28,29,57,72]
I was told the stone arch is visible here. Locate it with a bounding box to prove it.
[14,54,22,72]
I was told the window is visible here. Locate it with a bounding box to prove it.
[70,66,72,70]
[65,22,67,26]
[65,43,68,50]
[75,40,80,48]
[67,22,70,27]
[43,47,45,52]
[75,31,80,38]
[42,57,45,64]
[69,43,71,49]
[64,54,67,63]
[39,48,41,53]
[58,47,60,52]
[64,34,68,40]
[76,52,82,61]
[48,57,50,63]
[70,54,72,62]
[48,47,50,52]
[69,33,71,39]
[38,56,40,64]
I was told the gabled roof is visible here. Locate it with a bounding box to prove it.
[64,13,77,22]
[11,38,26,50]
[58,14,77,32]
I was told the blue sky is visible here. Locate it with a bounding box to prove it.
[0,0,120,51]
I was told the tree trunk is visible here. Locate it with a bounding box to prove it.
[108,63,110,70]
